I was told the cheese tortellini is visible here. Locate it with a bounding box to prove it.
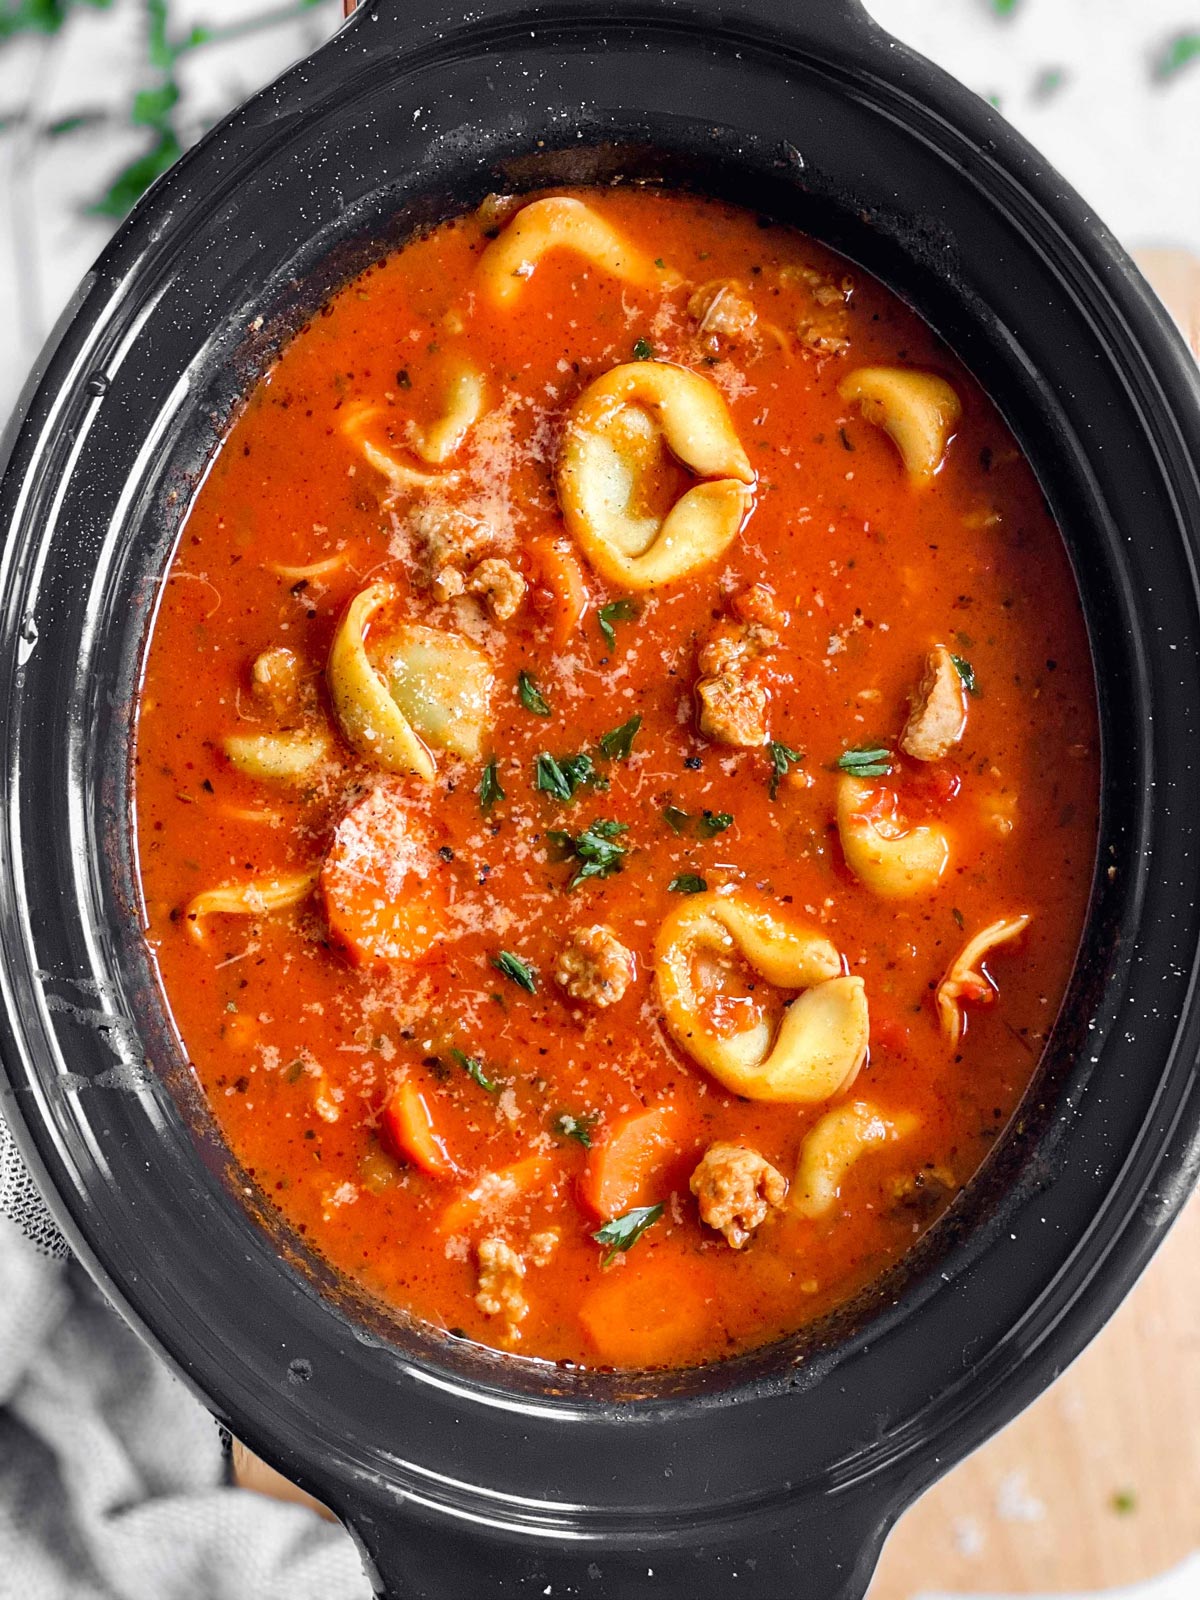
[557,362,755,590]
[838,366,961,485]
[792,1101,919,1219]
[341,402,460,495]
[328,581,494,779]
[936,913,1031,1046]
[223,729,331,781]
[654,891,868,1103]
[184,867,319,942]
[477,196,672,306]
[410,361,486,465]
[836,775,951,899]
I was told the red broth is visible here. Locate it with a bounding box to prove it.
[134,188,1099,1369]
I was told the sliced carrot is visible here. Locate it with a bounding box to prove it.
[380,1080,460,1181]
[578,1104,688,1220]
[319,784,447,970]
[528,536,589,649]
[438,1154,554,1234]
[579,1260,712,1368]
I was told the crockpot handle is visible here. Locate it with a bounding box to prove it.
[351,1492,889,1600]
[341,0,871,38]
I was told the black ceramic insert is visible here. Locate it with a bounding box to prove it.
[2,0,1200,1595]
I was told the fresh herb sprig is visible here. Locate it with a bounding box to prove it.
[768,740,804,799]
[669,873,708,894]
[598,714,642,761]
[951,654,979,696]
[598,598,639,651]
[517,670,552,717]
[836,745,893,779]
[662,806,734,838]
[492,951,537,993]
[547,818,629,890]
[449,1047,499,1094]
[552,1111,597,1148]
[534,750,607,803]
[594,1203,663,1264]
[479,760,505,812]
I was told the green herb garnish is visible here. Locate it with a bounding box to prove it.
[669,874,708,894]
[517,670,552,717]
[593,1203,664,1265]
[598,598,639,651]
[951,654,979,696]
[552,1111,597,1148]
[1111,1488,1138,1515]
[836,745,893,779]
[492,951,537,993]
[480,760,505,812]
[598,714,642,761]
[632,337,654,361]
[534,750,606,803]
[449,1047,499,1094]
[1156,32,1200,78]
[547,818,629,890]
[698,809,733,838]
[663,805,691,835]
[768,740,804,799]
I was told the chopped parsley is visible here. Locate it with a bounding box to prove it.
[598,714,642,761]
[598,597,639,651]
[517,670,552,718]
[632,337,654,361]
[594,1203,663,1265]
[479,760,505,812]
[1110,1488,1138,1515]
[698,809,733,838]
[768,740,804,799]
[836,745,893,778]
[1156,32,1200,78]
[492,951,537,993]
[669,874,708,894]
[449,1047,499,1095]
[534,750,606,803]
[950,654,979,696]
[547,818,629,890]
[663,805,692,835]
[552,1111,597,1148]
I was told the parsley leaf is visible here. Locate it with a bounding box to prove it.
[534,751,606,803]
[632,337,654,361]
[768,740,804,799]
[493,951,537,993]
[836,745,893,779]
[593,1203,663,1265]
[517,670,552,717]
[698,809,733,838]
[552,1111,597,1148]
[669,873,708,894]
[950,654,979,696]
[1156,32,1200,78]
[662,805,691,835]
[480,760,505,812]
[598,597,639,651]
[598,714,642,761]
[547,818,629,890]
[449,1047,499,1094]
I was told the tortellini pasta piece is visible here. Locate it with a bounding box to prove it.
[341,402,460,495]
[184,867,319,942]
[557,362,755,590]
[936,913,1031,1046]
[838,366,961,485]
[837,775,951,899]
[327,582,494,779]
[223,728,331,781]
[411,362,486,465]
[477,196,672,306]
[654,890,868,1103]
[792,1101,919,1219]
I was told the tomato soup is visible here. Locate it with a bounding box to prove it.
[134,188,1099,1369]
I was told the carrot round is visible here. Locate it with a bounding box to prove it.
[578,1260,711,1367]
[578,1104,687,1220]
[438,1154,554,1234]
[380,1080,460,1181]
[319,784,447,970]
[528,536,589,649]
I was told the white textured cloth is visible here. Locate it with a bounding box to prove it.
[0,1202,369,1600]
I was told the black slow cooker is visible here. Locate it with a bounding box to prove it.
[2,1,1200,1595]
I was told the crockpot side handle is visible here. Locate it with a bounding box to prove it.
[341,0,874,42]
[351,1491,890,1600]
